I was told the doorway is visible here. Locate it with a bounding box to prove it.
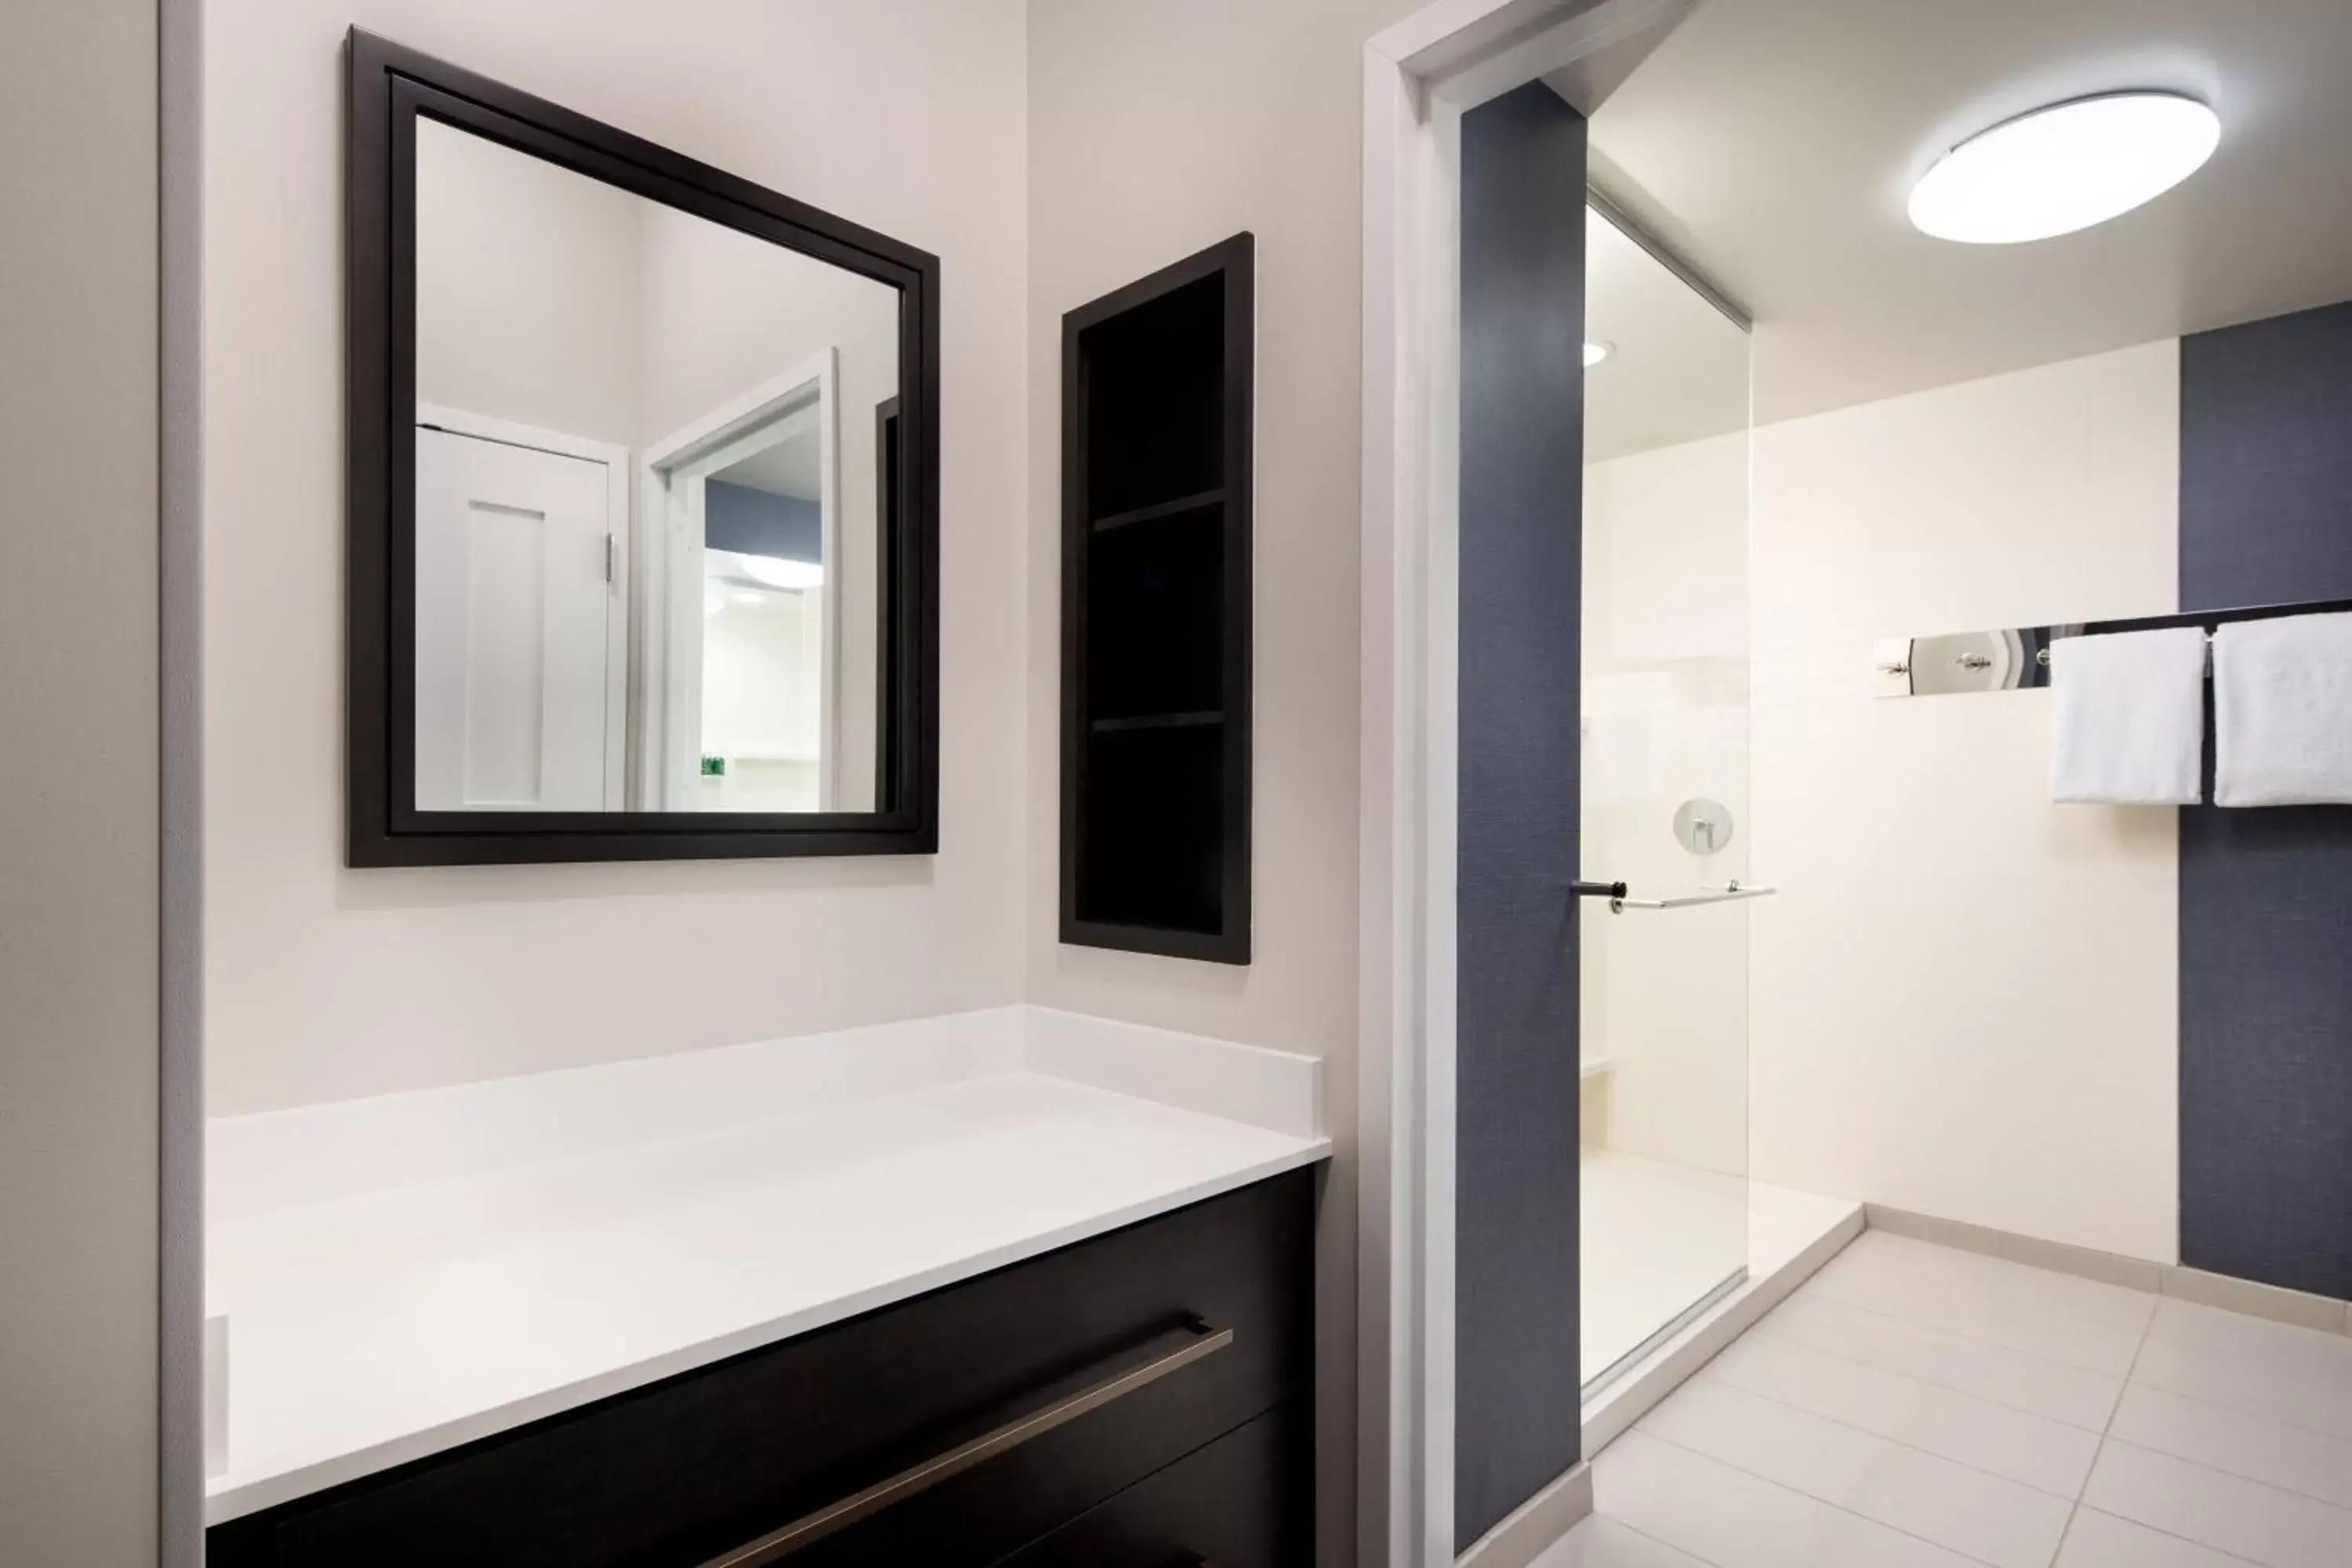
[1359,2,1757,1560]
[638,350,843,812]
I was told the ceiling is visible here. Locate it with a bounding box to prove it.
[1584,208,1748,463]
[713,425,821,501]
[1553,0,2352,430]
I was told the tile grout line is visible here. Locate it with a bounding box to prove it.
[2064,1504,2273,1567]
[1800,1281,2149,1380]
[1676,1360,2099,1503]
[2099,1432,2352,1526]
[1628,1427,2009,1568]
[1601,1513,1733,1568]
[2051,1285,2161,1565]
[1744,1316,2118,1434]
[2126,1362,2352,1452]
[1848,1231,2172,1329]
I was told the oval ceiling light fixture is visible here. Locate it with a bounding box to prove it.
[1909,91,2220,245]
[1584,340,1613,368]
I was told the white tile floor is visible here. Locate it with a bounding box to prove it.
[1537,1229,2352,1568]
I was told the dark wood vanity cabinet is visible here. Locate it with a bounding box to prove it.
[206,1168,1316,1568]
[999,1403,1306,1566]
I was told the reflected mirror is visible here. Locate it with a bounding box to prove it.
[350,32,937,864]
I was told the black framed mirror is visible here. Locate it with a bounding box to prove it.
[347,30,938,866]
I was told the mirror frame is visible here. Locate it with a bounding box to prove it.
[347,30,939,865]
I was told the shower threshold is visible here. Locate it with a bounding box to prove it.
[1581,1265,1747,1402]
[1578,1168,1862,1454]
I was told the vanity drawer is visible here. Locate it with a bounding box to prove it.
[996,1402,1308,1568]
[208,1167,1314,1568]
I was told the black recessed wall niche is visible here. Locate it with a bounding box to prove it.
[1059,234,1254,964]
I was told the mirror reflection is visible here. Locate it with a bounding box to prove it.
[412,116,899,813]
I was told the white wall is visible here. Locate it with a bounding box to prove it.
[1748,339,2183,1261]
[1585,341,2183,1261]
[1581,430,1751,1180]
[1025,2,1424,1560]
[204,0,1029,1114]
[415,116,645,449]
[0,0,160,1559]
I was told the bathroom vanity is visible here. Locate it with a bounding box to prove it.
[209,30,1320,1563]
[204,1010,1327,1565]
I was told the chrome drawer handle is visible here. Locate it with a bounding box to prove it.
[698,1320,1236,1566]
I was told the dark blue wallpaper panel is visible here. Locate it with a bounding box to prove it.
[1456,82,1587,1549]
[2179,301,2352,1300]
[706,479,822,563]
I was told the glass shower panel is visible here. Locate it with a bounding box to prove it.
[1578,204,1755,1396]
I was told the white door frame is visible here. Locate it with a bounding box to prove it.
[1358,2,1693,1560]
[415,403,633,808]
[638,350,841,811]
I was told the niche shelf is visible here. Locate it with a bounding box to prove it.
[1061,234,1254,963]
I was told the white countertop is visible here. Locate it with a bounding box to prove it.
[205,1009,1328,1523]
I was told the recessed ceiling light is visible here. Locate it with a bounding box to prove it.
[1584,341,1613,368]
[1908,91,2220,245]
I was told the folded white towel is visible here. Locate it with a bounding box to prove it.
[2048,626,2207,805]
[2213,612,2352,806]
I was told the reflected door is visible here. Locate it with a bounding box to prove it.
[414,426,620,811]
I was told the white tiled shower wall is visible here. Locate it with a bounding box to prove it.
[1584,339,2184,1261]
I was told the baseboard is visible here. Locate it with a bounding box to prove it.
[2159,1265,2349,1334]
[1455,1460,1593,1568]
[1864,1204,2352,1336]
[1861,1205,2163,1291]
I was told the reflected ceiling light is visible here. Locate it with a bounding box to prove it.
[1908,92,2220,245]
[1584,340,1613,368]
[702,589,725,618]
[739,555,824,591]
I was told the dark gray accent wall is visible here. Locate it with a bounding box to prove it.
[2179,301,2352,1301]
[706,479,822,563]
[2180,302,2352,608]
[1456,82,1586,1550]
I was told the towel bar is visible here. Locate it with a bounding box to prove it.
[1578,879,1777,913]
[1875,593,2352,699]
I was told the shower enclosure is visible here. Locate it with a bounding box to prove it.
[1577,201,1758,1396]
